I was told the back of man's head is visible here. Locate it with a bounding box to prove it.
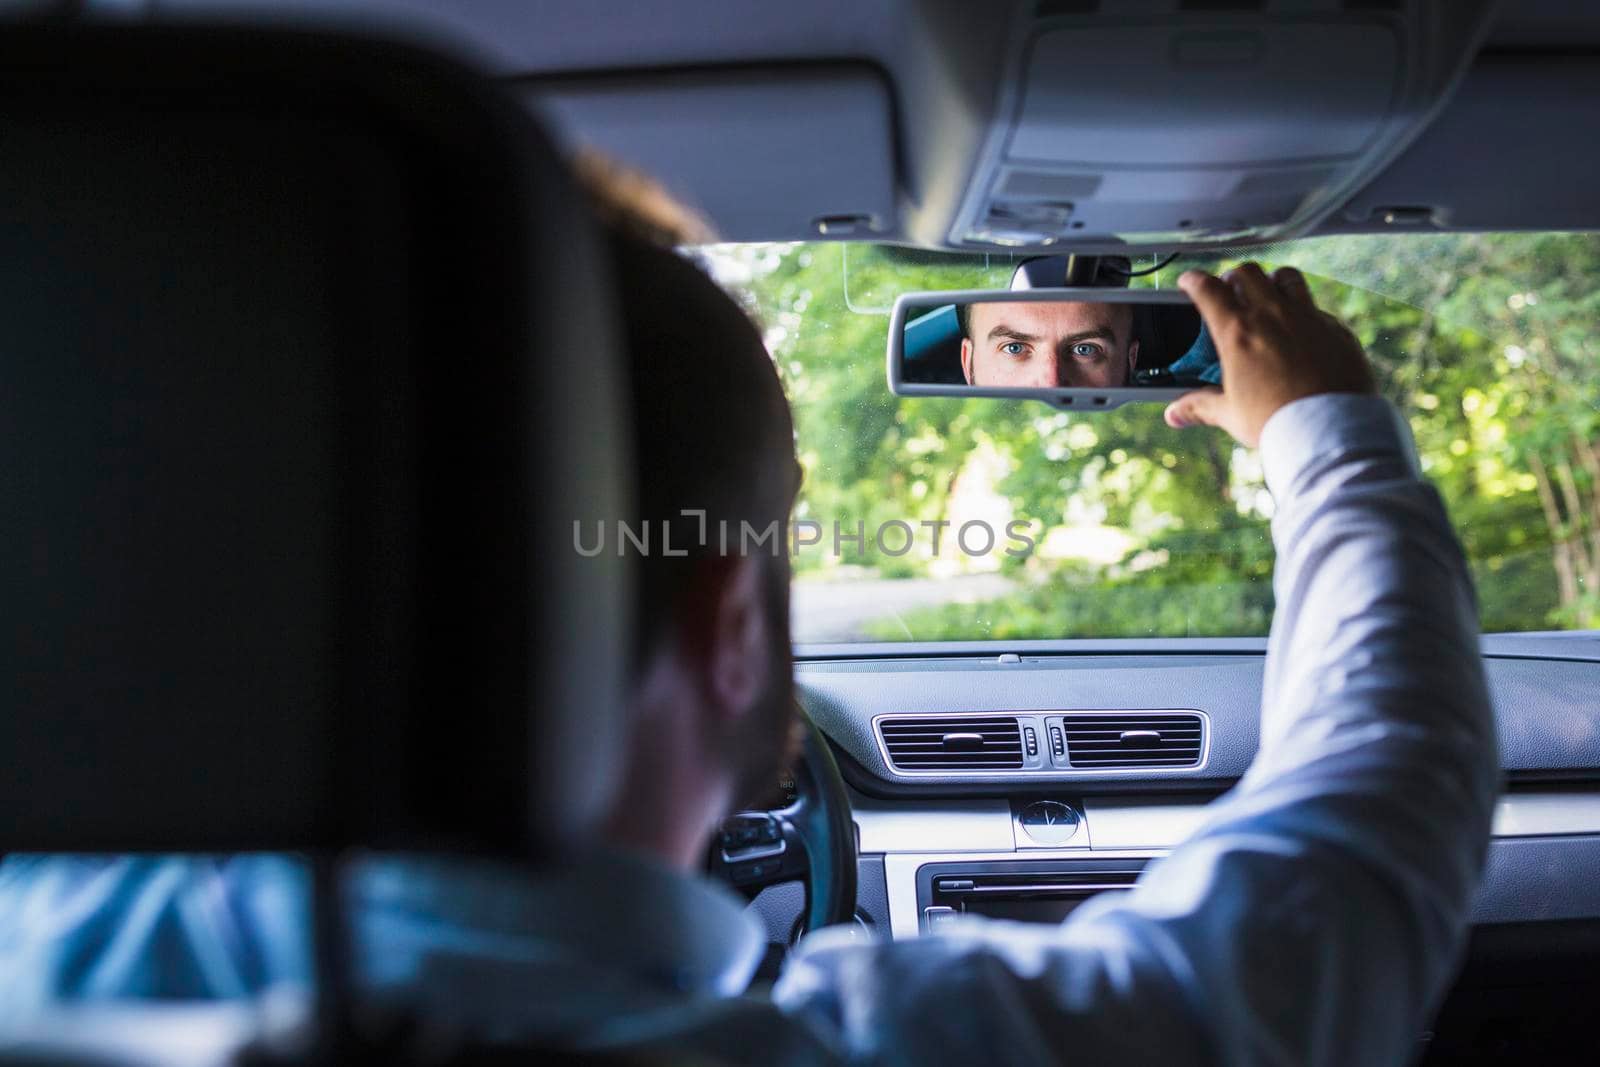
[608,233,796,666]
[578,150,795,666]
[576,155,801,862]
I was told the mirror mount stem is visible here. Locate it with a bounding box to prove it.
[1064,254,1112,288]
[1012,255,1132,291]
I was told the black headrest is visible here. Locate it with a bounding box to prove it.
[0,25,632,858]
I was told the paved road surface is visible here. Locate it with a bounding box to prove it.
[791,573,1016,643]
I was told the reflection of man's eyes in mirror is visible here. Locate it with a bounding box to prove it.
[960,305,1136,390]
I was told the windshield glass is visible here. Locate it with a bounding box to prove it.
[705,234,1600,644]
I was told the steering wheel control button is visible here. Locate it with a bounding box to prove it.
[1017,799,1083,847]
[745,816,782,844]
[923,906,959,930]
[720,813,780,850]
[730,857,783,886]
[718,813,788,870]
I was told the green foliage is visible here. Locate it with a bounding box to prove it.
[714,234,1600,641]
[863,526,1275,640]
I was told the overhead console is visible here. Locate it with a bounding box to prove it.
[948,0,1497,251]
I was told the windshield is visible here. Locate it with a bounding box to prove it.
[705,234,1600,644]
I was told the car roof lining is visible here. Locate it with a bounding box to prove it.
[152,0,1600,249]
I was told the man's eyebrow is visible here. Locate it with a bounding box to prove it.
[985,324,1042,343]
[1059,327,1117,346]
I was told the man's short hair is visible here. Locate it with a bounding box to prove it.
[955,303,972,340]
[575,149,716,247]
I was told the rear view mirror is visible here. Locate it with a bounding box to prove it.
[887,289,1215,410]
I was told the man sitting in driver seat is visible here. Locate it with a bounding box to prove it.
[0,164,1497,1067]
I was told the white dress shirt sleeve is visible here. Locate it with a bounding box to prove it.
[774,394,1500,1067]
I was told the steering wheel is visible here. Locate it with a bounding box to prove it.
[708,713,857,937]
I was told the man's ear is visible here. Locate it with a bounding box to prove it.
[960,338,975,384]
[680,555,771,724]
[1128,338,1140,373]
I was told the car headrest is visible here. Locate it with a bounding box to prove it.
[0,25,632,859]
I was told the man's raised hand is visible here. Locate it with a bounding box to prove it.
[1164,264,1375,447]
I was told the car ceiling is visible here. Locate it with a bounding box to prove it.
[151,0,1600,250]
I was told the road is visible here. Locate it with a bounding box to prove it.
[790,573,1016,643]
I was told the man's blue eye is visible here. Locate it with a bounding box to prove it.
[1071,343,1103,359]
[1001,342,1027,356]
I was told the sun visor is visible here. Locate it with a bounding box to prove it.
[951,0,1497,252]
[532,63,897,242]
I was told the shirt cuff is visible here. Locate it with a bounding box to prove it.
[1258,393,1420,499]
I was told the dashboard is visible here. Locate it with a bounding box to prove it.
[753,635,1600,1060]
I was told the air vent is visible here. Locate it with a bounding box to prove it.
[1063,713,1204,769]
[879,715,1024,771]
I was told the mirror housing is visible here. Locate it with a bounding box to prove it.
[888,288,1211,410]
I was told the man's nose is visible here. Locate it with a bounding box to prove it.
[1029,353,1064,388]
